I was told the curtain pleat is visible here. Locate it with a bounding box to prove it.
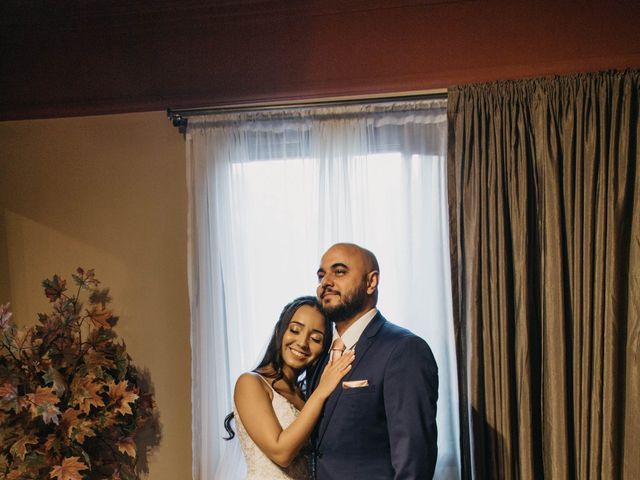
[448,70,640,479]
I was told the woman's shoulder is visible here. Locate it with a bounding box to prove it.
[235,371,274,400]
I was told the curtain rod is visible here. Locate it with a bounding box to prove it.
[167,89,448,131]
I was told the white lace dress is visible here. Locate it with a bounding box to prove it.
[233,376,311,480]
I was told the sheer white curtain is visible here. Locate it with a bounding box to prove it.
[186,98,459,479]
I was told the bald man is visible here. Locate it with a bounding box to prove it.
[310,243,438,479]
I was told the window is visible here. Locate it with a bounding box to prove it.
[187,99,459,479]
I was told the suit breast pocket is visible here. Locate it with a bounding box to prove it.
[338,384,382,435]
[342,384,378,415]
[342,384,376,395]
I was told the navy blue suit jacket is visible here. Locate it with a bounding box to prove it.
[310,312,438,479]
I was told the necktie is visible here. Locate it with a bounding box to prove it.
[330,337,346,364]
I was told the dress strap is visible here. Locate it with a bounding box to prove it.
[255,373,276,393]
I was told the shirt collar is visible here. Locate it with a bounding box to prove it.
[333,308,378,350]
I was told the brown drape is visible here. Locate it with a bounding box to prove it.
[447,70,640,479]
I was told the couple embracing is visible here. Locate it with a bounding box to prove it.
[225,243,439,479]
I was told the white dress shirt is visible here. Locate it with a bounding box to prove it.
[333,308,378,351]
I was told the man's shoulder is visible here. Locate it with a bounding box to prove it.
[378,315,421,341]
[375,316,434,354]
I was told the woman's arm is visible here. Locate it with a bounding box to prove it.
[234,351,354,467]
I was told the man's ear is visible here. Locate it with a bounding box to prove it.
[366,271,379,294]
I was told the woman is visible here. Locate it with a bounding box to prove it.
[224,296,354,479]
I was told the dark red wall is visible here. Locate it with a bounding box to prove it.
[2,0,639,120]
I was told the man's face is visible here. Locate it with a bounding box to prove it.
[316,244,371,323]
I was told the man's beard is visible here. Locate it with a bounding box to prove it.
[320,280,368,324]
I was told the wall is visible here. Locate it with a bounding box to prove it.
[2,0,639,120]
[0,112,191,480]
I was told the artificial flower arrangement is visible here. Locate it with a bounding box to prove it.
[0,269,158,480]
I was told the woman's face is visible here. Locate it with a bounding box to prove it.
[281,305,327,371]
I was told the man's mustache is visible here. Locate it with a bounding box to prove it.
[320,287,340,298]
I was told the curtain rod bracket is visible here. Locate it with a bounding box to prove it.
[167,108,188,134]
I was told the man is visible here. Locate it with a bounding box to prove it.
[310,243,438,480]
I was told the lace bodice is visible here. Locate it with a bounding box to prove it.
[234,375,311,480]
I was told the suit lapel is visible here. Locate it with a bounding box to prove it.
[317,312,386,445]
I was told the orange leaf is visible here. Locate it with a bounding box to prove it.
[116,437,136,458]
[44,434,57,451]
[9,435,38,461]
[107,380,139,416]
[49,457,88,480]
[43,367,67,394]
[87,306,113,329]
[27,386,59,407]
[7,469,24,480]
[84,349,115,371]
[26,386,60,420]
[61,407,81,429]
[70,419,96,444]
[0,383,17,400]
[71,377,105,414]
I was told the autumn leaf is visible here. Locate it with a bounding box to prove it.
[107,380,138,416]
[17,395,30,411]
[84,349,115,372]
[43,367,67,394]
[71,377,105,414]
[42,403,62,424]
[9,435,38,460]
[61,407,89,441]
[70,418,96,444]
[26,385,58,408]
[0,383,18,401]
[86,306,114,329]
[87,326,117,346]
[89,288,111,307]
[49,456,88,480]
[0,302,12,330]
[72,268,100,290]
[27,386,59,406]
[6,469,24,480]
[24,386,61,425]
[42,275,67,302]
[44,433,58,451]
[116,437,136,458]
[61,406,81,426]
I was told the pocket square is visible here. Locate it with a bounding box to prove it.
[342,379,369,389]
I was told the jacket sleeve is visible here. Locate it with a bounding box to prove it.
[384,335,438,479]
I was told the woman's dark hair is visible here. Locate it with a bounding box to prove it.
[223,296,331,439]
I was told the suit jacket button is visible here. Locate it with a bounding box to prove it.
[317,451,323,458]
